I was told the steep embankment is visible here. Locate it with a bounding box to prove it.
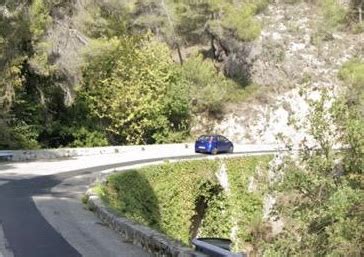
[193,1,363,145]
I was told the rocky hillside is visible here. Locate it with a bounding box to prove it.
[193,0,364,145]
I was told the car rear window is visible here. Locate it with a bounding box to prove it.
[198,135,213,141]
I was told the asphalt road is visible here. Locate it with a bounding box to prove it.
[0,144,279,257]
[0,161,158,257]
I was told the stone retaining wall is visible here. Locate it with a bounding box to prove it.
[87,195,207,257]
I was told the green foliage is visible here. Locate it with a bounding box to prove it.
[172,0,219,43]
[339,59,364,89]
[28,41,54,76]
[0,58,25,112]
[261,87,364,256]
[0,114,41,150]
[321,0,348,29]
[131,0,268,44]
[337,59,364,174]
[199,157,271,252]
[1,0,269,149]
[180,54,236,115]
[8,120,41,149]
[180,54,259,116]
[352,21,364,33]
[99,156,271,248]
[100,159,220,244]
[81,36,190,145]
[180,54,226,115]
[0,112,40,150]
[0,3,30,111]
[68,128,108,148]
[74,0,131,38]
[54,126,108,148]
[221,4,262,42]
[29,0,52,39]
[253,0,271,13]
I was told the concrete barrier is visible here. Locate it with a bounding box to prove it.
[87,195,208,257]
[0,143,284,162]
[0,144,195,162]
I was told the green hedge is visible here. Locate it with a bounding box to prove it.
[98,156,272,249]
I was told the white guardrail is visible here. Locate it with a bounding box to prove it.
[0,144,284,162]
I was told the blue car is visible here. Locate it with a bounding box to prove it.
[195,135,234,155]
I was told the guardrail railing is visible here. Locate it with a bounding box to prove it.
[192,238,246,257]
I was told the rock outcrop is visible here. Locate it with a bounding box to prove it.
[194,1,364,145]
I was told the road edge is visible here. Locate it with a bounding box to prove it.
[86,194,207,257]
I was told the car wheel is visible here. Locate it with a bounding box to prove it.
[211,148,218,155]
[228,146,234,153]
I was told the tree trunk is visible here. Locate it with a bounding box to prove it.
[211,37,217,59]
[175,42,184,65]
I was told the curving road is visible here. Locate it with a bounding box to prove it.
[0,144,279,257]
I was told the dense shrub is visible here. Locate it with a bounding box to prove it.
[221,4,261,42]
[261,84,363,256]
[339,59,364,93]
[81,36,190,145]
[29,0,52,39]
[253,59,364,256]
[180,54,257,116]
[199,158,270,251]
[0,119,40,150]
[180,55,228,115]
[98,156,272,248]
[321,0,348,29]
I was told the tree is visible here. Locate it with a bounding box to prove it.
[351,0,364,23]
[130,0,268,57]
[81,36,189,145]
[261,58,364,256]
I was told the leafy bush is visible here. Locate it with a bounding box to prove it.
[181,54,241,116]
[199,158,270,252]
[73,0,130,38]
[180,54,260,116]
[98,156,272,248]
[67,127,108,148]
[222,4,262,42]
[261,88,363,256]
[3,120,41,150]
[352,21,364,33]
[130,0,268,45]
[252,0,271,13]
[338,59,364,175]
[81,36,190,145]
[339,58,364,88]
[30,0,52,39]
[321,0,348,29]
